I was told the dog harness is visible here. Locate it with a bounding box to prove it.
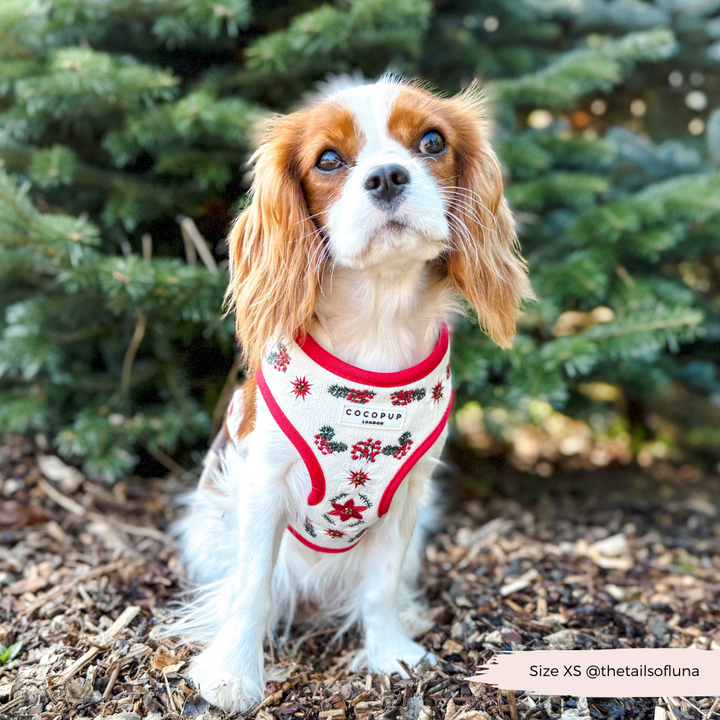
[252,325,453,552]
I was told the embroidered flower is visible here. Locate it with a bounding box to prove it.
[314,426,348,455]
[290,375,312,400]
[391,388,426,406]
[348,469,371,487]
[328,498,367,522]
[303,517,316,538]
[274,345,290,372]
[432,381,444,403]
[347,388,376,404]
[328,385,376,404]
[325,528,346,538]
[350,438,382,462]
[382,431,414,459]
[267,342,291,372]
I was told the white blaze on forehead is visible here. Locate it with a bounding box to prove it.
[329,80,404,160]
[321,78,450,266]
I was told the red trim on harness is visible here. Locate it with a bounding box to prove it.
[256,367,325,506]
[287,525,361,553]
[377,390,454,517]
[297,324,449,388]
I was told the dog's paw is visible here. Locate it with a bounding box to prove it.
[188,654,264,712]
[354,637,436,677]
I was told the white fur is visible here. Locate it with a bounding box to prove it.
[325,78,450,267]
[167,78,460,713]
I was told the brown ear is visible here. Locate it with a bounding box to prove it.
[444,85,533,348]
[225,113,324,371]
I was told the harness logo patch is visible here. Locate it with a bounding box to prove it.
[339,403,405,430]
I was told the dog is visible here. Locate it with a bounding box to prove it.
[169,74,531,713]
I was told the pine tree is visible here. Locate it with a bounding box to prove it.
[0,0,718,479]
[418,3,720,457]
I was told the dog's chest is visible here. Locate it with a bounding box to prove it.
[254,330,452,552]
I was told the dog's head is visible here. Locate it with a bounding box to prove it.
[227,75,532,370]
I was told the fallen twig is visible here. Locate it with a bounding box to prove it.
[48,605,141,687]
[37,478,86,517]
[102,661,121,699]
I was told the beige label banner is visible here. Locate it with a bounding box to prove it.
[468,649,720,697]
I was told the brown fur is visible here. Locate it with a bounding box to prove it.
[226,100,364,373]
[226,80,531,379]
[387,84,460,189]
[300,105,364,230]
[234,373,257,443]
[443,84,533,347]
[390,82,532,347]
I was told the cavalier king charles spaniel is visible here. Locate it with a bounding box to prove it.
[169,74,531,712]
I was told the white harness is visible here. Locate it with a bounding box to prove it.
[237,326,452,552]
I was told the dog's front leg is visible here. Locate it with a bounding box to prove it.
[352,471,437,676]
[188,440,289,713]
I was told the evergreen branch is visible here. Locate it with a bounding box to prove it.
[571,172,720,248]
[489,29,677,108]
[585,310,703,342]
[0,179,32,226]
[0,29,33,60]
[0,144,199,228]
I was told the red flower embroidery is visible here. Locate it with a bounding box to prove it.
[328,385,376,404]
[392,439,413,459]
[325,528,346,538]
[391,390,413,406]
[273,345,290,372]
[391,388,426,406]
[347,389,376,404]
[314,426,348,455]
[328,499,367,522]
[351,438,382,462]
[291,375,312,400]
[348,469,371,487]
[432,381,444,403]
[381,431,414,459]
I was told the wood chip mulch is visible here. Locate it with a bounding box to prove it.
[1,434,719,719]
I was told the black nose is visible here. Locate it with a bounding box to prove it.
[363,163,410,204]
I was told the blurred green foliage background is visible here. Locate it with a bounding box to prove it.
[0,0,718,480]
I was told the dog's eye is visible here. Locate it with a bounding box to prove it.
[418,130,445,155]
[316,150,344,172]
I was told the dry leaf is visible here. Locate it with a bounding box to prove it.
[150,646,179,671]
[0,501,50,530]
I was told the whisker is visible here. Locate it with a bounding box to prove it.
[293,226,323,245]
[444,197,489,230]
[437,191,496,232]
[308,237,326,274]
[445,210,480,267]
[438,185,498,217]
[447,208,490,242]
[293,211,324,227]
[438,186,498,216]
[447,186,499,225]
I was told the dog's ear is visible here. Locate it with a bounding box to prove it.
[226,113,324,371]
[443,85,533,348]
